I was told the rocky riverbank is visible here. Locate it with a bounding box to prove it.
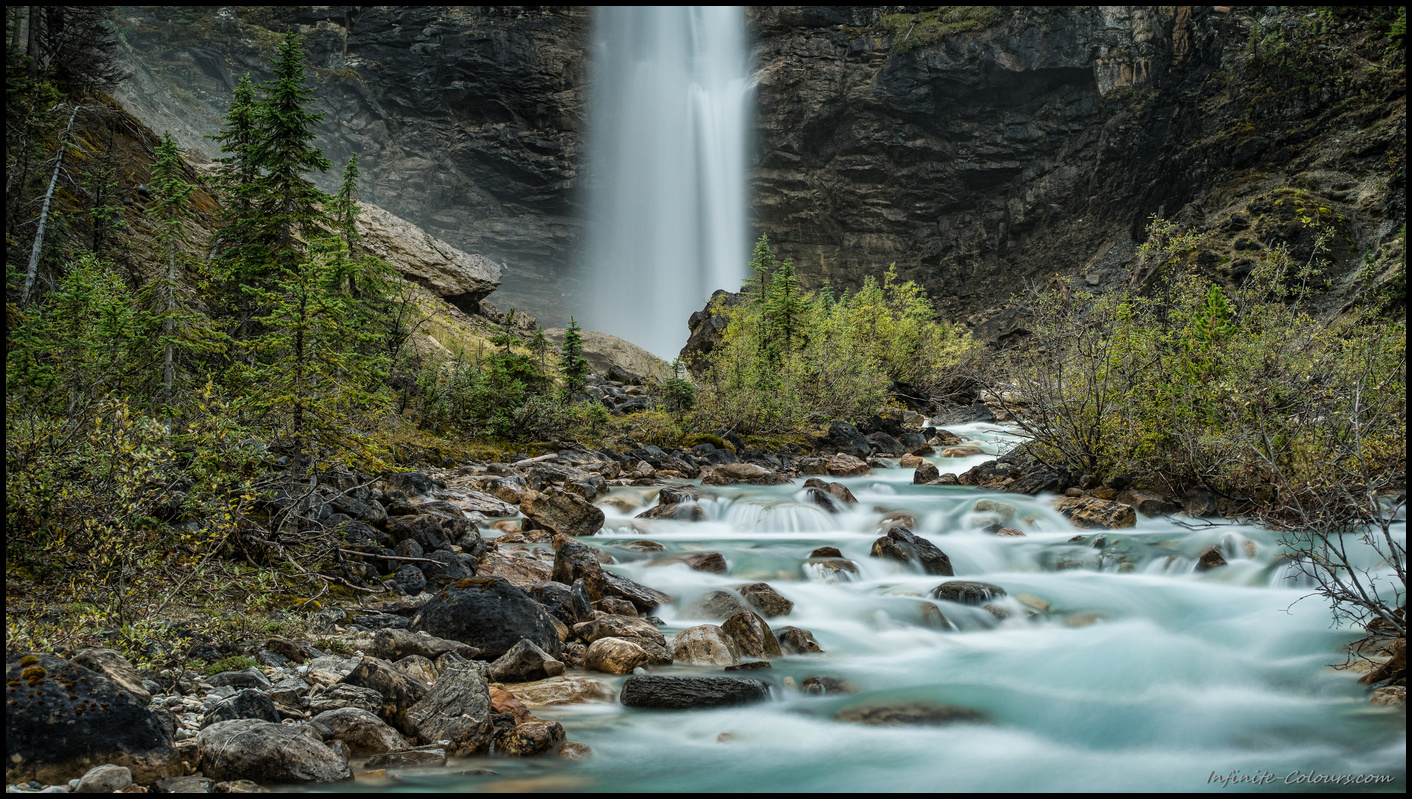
[6,412,1404,792]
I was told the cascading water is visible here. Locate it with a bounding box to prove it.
[580,7,752,360]
[406,423,1404,792]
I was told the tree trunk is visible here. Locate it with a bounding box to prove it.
[26,6,38,81]
[22,105,77,306]
[163,243,176,434]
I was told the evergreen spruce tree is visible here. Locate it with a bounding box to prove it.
[764,255,811,354]
[560,317,591,398]
[147,131,198,424]
[328,153,361,297]
[210,74,265,338]
[252,31,331,280]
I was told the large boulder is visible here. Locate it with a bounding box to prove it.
[618,676,771,709]
[721,611,783,659]
[522,487,605,537]
[826,453,869,477]
[67,649,151,705]
[340,657,428,733]
[355,201,500,312]
[737,583,794,618]
[411,577,563,659]
[488,638,566,683]
[495,720,566,757]
[404,665,495,755]
[5,654,179,785]
[583,638,648,675]
[310,707,406,756]
[196,718,349,784]
[502,675,615,707]
[369,628,481,662]
[868,526,955,576]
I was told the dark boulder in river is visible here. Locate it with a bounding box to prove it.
[619,675,771,710]
[412,577,562,659]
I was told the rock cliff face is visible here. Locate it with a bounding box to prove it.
[112,5,587,322]
[111,6,1406,340]
[748,6,1405,338]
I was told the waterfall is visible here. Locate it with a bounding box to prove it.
[581,6,752,361]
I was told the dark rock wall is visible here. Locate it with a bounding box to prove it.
[110,6,1406,335]
[112,5,587,322]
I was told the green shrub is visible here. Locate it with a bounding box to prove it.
[1000,216,1406,633]
[879,7,1003,54]
[693,237,976,436]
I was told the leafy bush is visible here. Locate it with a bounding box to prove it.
[1000,216,1406,635]
[693,237,975,436]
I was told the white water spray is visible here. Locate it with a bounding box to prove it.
[581,6,752,360]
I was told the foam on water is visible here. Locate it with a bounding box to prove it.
[381,425,1405,793]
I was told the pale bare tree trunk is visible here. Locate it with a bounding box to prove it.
[22,105,77,306]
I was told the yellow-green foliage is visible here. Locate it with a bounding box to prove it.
[879,7,1003,54]
[694,238,976,436]
[1005,216,1407,525]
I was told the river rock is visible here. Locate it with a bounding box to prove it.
[930,581,1007,605]
[411,576,562,659]
[310,707,405,756]
[74,764,133,793]
[4,654,180,785]
[636,500,706,521]
[495,720,566,757]
[803,558,859,582]
[600,570,673,614]
[801,676,855,695]
[525,582,592,627]
[685,590,751,620]
[521,488,604,537]
[775,626,825,654]
[307,684,384,716]
[488,639,566,683]
[802,478,857,505]
[370,628,479,662]
[196,719,349,784]
[670,625,742,667]
[393,655,439,687]
[701,462,791,486]
[912,461,940,484]
[899,453,922,468]
[207,667,272,691]
[391,565,427,595]
[826,453,869,477]
[340,657,427,733]
[364,748,446,769]
[583,638,647,675]
[1370,686,1407,708]
[201,689,281,728]
[67,649,151,706]
[619,676,771,710]
[1195,547,1228,571]
[404,665,494,755]
[1115,488,1182,516]
[737,583,794,618]
[834,702,983,726]
[1055,496,1137,529]
[721,611,783,659]
[503,675,615,707]
[573,615,669,664]
[869,526,955,576]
